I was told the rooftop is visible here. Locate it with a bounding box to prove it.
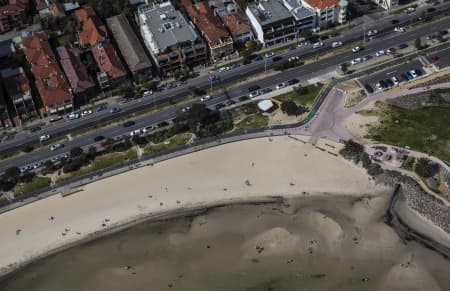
[221,12,252,37]
[183,0,231,44]
[138,1,201,55]
[3,68,30,98]
[74,6,96,24]
[282,0,316,20]
[56,45,95,94]
[302,0,341,9]
[91,41,127,80]
[106,14,152,74]
[79,15,107,47]
[247,0,293,26]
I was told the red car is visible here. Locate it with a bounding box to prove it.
[430,55,440,62]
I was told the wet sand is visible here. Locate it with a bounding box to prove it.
[1,195,449,291]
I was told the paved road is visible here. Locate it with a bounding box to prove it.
[1,15,450,172]
[1,3,450,156]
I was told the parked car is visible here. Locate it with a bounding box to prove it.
[352,46,361,53]
[254,55,263,61]
[375,50,385,57]
[93,135,105,142]
[364,84,374,93]
[39,134,50,142]
[276,82,286,89]
[49,116,63,123]
[30,126,41,133]
[426,33,436,40]
[398,43,408,49]
[130,129,142,136]
[379,80,388,89]
[415,69,423,76]
[391,76,399,86]
[81,110,92,117]
[298,42,308,48]
[239,96,250,102]
[350,58,362,65]
[312,42,324,49]
[265,52,275,58]
[287,79,299,85]
[288,56,300,62]
[95,105,107,112]
[67,112,80,120]
[225,100,236,106]
[157,121,169,128]
[142,90,153,97]
[208,75,220,81]
[110,107,121,114]
[410,70,417,78]
[394,27,406,33]
[142,126,155,133]
[430,55,440,62]
[260,88,272,94]
[406,7,415,13]
[331,41,343,48]
[249,91,260,98]
[362,55,372,61]
[248,85,261,92]
[122,120,136,127]
[272,56,283,62]
[375,82,383,91]
[385,79,394,87]
[200,95,212,102]
[50,143,64,151]
[214,103,226,110]
[367,29,378,36]
[181,106,191,113]
[403,71,413,80]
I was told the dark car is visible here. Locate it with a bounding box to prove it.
[379,80,388,89]
[226,100,236,106]
[239,96,250,102]
[93,135,105,142]
[287,78,299,85]
[95,105,107,112]
[260,88,272,94]
[157,121,169,128]
[110,107,121,113]
[385,79,394,87]
[398,43,408,50]
[122,121,135,127]
[427,7,436,12]
[254,55,263,61]
[30,126,41,133]
[49,116,63,123]
[248,85,261,92]
[364,84,374,93]
[414,69,423,76]
[272,56,283,62]
[214,103,226,110]
[208,75,220,81]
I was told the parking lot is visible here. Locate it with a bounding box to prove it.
[427,46,450,70]
[358,59,424,93]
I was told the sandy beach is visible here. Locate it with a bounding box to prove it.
[0,135,389,276]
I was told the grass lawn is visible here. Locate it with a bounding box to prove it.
[273,83,324,108]
[14,176,51,197]
[366,103,450,164]
[234,114,269,131]
[56,149,137,183]
[143,133,192,156]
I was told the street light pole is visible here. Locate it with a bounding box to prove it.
[363,23,366,43]
[264,57,267,75]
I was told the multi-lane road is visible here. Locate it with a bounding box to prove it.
[1,2,450,156]
[1,6,450,172]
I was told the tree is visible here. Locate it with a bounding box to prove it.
[437,31,444,43]
[294,85,308,95]
[360,152,372,168]
[367,163,383,176]
[44,160,54,171]
[402,156,415,170]
[3,167,20,184]
[87,146,97,160]
[281,101,303,116]
[70,147,84,158]
[245,39,260,53]
[415,38,422,50]
[340,63,348,74]
[414,157,433,178]
[339,140,365,161]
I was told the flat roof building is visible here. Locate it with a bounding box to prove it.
[137,1,207,74]
[106,14,152,78]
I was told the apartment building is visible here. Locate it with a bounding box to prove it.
[301,0,347,27]
[137,1,207,74]
[182,0,234,61]
[212,0,253,43]
[75,6,108,48]
[0,0,29,34]
[21,32,73,114]
[373,0,398,10]
[106,14,152,78]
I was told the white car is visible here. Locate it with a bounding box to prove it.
[352,46,361,53]
[181,106,191,113]
[142,126,155,133]
[67,112,80,120]
[249,91,260,98]
[288,56,300,62]
[394,27,406,33]
[297,42,308,48]
[406,7,415,13]
[350,58,362,65]
[367,30,378,36]
[391,76,399,86]
[332,41,343,48]
[410,70,417,78]
[39,134,50,142]
[312,42,324,49]
[50,143,64,151]
[375,50,385,57]
[265,52,275,58]
[200,95,212,102]
[275,82,286,89]
[81,110,92,117]
[142,90,153,97]
[130,129,142,136]
[375,83,383,91]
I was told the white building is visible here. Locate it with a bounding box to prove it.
[373,0,398,10]
[301,0,347,27]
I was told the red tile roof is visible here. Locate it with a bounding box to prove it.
[221,12,251,38]
[91,41,127,80]
[303,0,340,9]
[183,0,231,45]
[3,70,30,98]
[21,33,72,107]
[74,6,96,24]
[57,45,95,94]
[0,0,26,20]
[79,16,107,47]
